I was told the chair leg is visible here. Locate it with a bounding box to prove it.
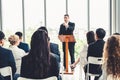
[85,75,89,80]
[91,76,95,80]
[86,76,91,80]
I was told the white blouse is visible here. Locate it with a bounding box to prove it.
[79,44,88,67]
[9,45,27,74]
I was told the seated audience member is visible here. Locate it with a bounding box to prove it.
[50,42,60,62]
[38,26,61,80]
[71,31,95,69]
[20,29,59,79]
[99,35,120,80]
[87,28,106,80]
[0,31,16,80]
[8,35,26,74]
[15,32,29,53]
[38,26,60,63]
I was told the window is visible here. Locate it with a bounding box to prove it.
[46,0,66,54]
[46,0,65,43]
[90,0,109,37]
[68,0,88,57]
[24,0,44,44]
[2,0,23,47]
[68,0,88,40]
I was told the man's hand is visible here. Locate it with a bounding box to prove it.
[63,22,68,28]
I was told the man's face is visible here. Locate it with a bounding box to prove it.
[95,33,98,40]
[64,16,69,23]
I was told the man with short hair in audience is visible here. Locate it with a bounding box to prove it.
[87,28,106,80]
[0,31,16,80]
[15,32,29,53]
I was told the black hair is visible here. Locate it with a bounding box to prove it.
[96,28,106,39]
[15,31,22,39]
[0,31,5,40]
[64,14,69,17]
[86,31,95,44]
[28,29,50,77]
[38,26,48,33]
[38,26,50,41]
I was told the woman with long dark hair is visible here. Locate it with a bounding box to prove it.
[20,29,59,79]
[71,31,95,68]
[70,31,95,80]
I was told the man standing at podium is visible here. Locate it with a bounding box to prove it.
[58,14,75,70]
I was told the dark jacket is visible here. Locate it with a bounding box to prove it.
[87,39,105,74]
[0,46,16,80]
[18,42,29,53]
[59,22,75,35]
[50,43,60,62]
[20,53,59,79]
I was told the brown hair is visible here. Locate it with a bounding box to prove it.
[103,35,120,78]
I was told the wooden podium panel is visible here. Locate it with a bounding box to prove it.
[58,35,76,42]
[58,35,76,74]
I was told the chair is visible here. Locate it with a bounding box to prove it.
[86,56,102,80]
[17,76,57,80]
[0,66,13,80]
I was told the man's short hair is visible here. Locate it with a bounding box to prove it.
[64,14,69,17]
[0,31,5,40]
[15,32,22,39]
[96,28,106,39]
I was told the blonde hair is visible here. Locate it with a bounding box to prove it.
[103,35,120,78]
[8,35,19,45]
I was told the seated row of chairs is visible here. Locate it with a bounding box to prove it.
[0,57,102,80]
[17,76,57,80]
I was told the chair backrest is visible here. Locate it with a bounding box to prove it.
[86,56,103,80]
[0,66,13,80]
[88,56,103,65]
[17,76,57,80]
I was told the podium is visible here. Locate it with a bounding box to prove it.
[58,35,76,74]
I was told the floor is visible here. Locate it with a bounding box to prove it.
[60,64,85,80]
